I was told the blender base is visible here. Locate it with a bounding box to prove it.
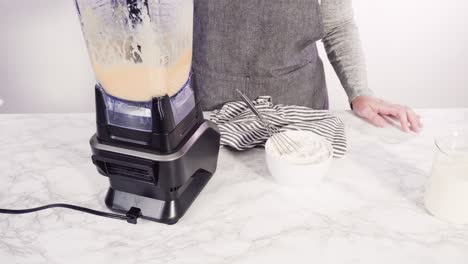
[104,170,212,225]
[91,121,221,225]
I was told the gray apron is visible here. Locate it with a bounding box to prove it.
[193,0,328,110]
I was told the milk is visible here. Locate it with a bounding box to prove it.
[424,150,468,224]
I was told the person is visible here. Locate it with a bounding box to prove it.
[192,0,422,133]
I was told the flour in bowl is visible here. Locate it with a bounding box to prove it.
[266,131,332,165]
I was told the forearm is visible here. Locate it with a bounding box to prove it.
[320,0,373,102]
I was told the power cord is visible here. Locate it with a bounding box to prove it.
[0,204,142,224]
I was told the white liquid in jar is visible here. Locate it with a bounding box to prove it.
[424,151,468,224]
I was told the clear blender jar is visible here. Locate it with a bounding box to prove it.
[75,0,195,131]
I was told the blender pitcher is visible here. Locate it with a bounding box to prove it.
[75,0,195,131]
[74,0,221,224]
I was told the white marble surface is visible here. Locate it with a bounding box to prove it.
[0,109,468,264]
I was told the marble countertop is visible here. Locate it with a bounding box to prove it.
[1,109,468,264]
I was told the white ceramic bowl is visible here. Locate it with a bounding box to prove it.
[265,130,333,188]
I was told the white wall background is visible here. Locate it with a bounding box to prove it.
[0,0,467,113]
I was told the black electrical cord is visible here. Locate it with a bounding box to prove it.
[0,204,142,224]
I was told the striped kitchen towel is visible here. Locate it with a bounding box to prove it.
[210,96,347,158]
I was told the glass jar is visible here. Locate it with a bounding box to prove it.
[424,130,468,224]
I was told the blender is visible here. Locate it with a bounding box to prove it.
[74,0,220,224]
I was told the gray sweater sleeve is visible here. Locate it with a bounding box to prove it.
[320,0,374,102]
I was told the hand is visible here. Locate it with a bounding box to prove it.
[351,96,423,133]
